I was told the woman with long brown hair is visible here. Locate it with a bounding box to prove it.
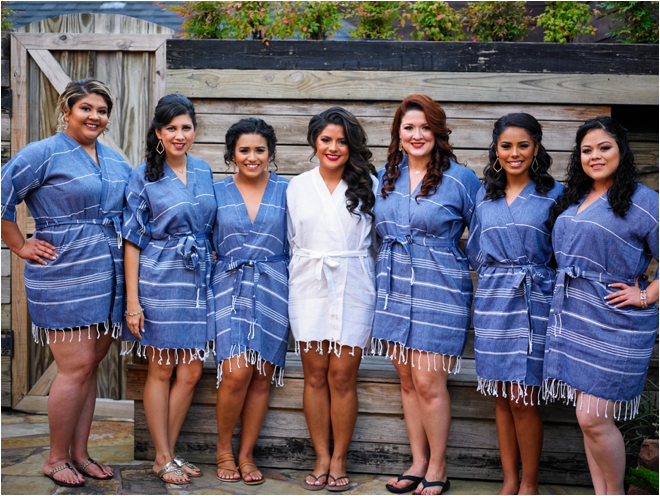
[372,95,480,495]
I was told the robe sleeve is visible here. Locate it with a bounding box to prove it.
[466,187,486,273]
[122,170,152,249]
[1,144,44,222]
[645,214,659,281]
[460,168,481,228]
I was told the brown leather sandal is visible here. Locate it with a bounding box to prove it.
[238,459,265,485]
[216,453,240,482]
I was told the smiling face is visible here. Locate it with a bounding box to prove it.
[155,113,195,163]
[233,133,270,180]
[495,126,540,181]
[315,124,349,174]
[63,93,109,146]
[399,109,435,162]
[580,128,621,190]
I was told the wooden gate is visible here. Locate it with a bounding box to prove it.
[7,14,173,412]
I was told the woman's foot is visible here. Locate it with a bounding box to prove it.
[75,457,113,480]
[238,459,265,485]
[153,460,190,485]
[43,461,85,487]
[216,453,240,482]
[304,459,331,489]
[173,456,202,477]
[386,465,427,493]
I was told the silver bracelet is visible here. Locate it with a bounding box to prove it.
[125,308,144,317]
[639,289,648,309]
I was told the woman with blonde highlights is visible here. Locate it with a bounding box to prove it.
[1,78,130,487]
[373,95,480,495]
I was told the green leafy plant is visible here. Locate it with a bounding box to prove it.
[599,1,659,43]
[405,1,464,41]
[161,1,274,41]
[536,1,598,43]
[347,1,405,40]
[460,1,533,42]
[1,5,18,32]
[273,1,345,40]
[626,466,659,494]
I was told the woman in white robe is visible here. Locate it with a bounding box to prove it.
[287,107,377,492]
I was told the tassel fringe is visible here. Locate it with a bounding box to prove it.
[32,319,121,345]
[216,345,284,388]
[120,340,213,365]
[370,338,462,374]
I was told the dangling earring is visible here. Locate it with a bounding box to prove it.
[63,116,69,131]
[531,155,539,173]
[492,158,503,173]
[398,140,403,152]
[156,139,165,155]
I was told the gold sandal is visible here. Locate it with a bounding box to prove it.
[216,453,240,482]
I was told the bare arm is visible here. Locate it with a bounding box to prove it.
[1,218,57,265]
[124,240,144,338]
[605,278,659,308]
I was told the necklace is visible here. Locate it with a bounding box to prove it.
[414,170,422,175]
[170,156,187,175]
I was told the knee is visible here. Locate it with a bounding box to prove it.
[57,357,96,384]
[398,373,415,396]
[413,376,446,403]
[220,370,252,395]
[328,369,357,396]
[175,364,203,388]
[249,371,272,394]
[305,368,329,390]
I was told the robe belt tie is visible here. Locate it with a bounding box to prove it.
[293,248,369,324]
[35,216,123,248]
[486,262,548,353]
[216,254,288,339]
[380,235,459,310]
[551,266,634,335]
[154,232,211,308]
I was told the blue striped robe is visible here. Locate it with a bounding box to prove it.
[543,184,659,419]
[121,155,216,364]
[372,158,480,370]
[212,172,289,386]
[1,133,130,342]
[466,181,563,401]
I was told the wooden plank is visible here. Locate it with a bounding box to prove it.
[120,51,150,167]
[167,40,659,76]
[1,354,10,383]
[28,49,70,93]
[14,33,171,51]
[1,112,9,142]
[1,304,10,331]
[192,99,611,122]
[26,361,56,396]
[153,41,167,104]
[10,34,30,409]
[1,356,10,407]
[97,337,121,400]
[1,279,8,303]
[168,69,659,105]
[1,248,11,277]
[13,395,134,419]
[194,113,581,151]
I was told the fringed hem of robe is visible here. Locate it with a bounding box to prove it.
[476,377,542,406]
[32,319,121,345]
[543,378,641,421]
[371,338,462,374]
[294,339,368,359]
[216,345,284,388]
[121,340,215,365]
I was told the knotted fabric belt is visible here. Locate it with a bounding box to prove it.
[35,216,123,248]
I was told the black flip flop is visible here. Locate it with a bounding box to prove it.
[77,458,113,480]
[45,462,85,487]
[413,478,451,495]
[386,474,424,494]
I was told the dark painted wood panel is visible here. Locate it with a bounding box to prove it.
[167,40,658,75]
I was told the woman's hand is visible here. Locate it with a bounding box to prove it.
[16,237,57,265]
[606,279,646,308]
[125,306,144,340]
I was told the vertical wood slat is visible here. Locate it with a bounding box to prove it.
[10,35,30,408]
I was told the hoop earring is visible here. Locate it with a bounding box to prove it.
[493,158,503,173]
[531,156,539,173]
[156,139,165,155]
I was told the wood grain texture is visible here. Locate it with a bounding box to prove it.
[13,395,133,419]
[168,69,658,105]
[1,304,10,331]
[1,356,10,407]
[26,361,56,396]
[13,33,171,51]
[167,40,658,76]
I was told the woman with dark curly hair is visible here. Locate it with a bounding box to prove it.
[373,95,480,496]
[543,116,658,495]
[123,94,216,484]
[212,118,289,486]
[465,113,563,495]
[287,107,377,492]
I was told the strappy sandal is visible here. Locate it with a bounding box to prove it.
[216,453,240,482]
[45,462,84,487]
[173,456,202,477]
[77,458,113,480]
[238,459,265,486]
[154,460,190,485]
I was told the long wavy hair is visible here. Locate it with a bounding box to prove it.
[548,116,637,230]
[224,117,278,171]
[307,107,377,220]
[57,78,114,133]
[483,113,555,201]
[380,94,457,201]
[145,94,197,182]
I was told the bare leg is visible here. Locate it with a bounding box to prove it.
[326,346,362,488]
[508,386,542,495]
[42,329,100,486]
[215,356,252,481]
[143,349,188,484]
[237,361,275,483]
[386,346,429,492]
[575,393,625,495]
[411,352,452,495]
[70,329,115,478]
[166,351,203,475]
[495,390,520,495]
[300,342,331,488]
